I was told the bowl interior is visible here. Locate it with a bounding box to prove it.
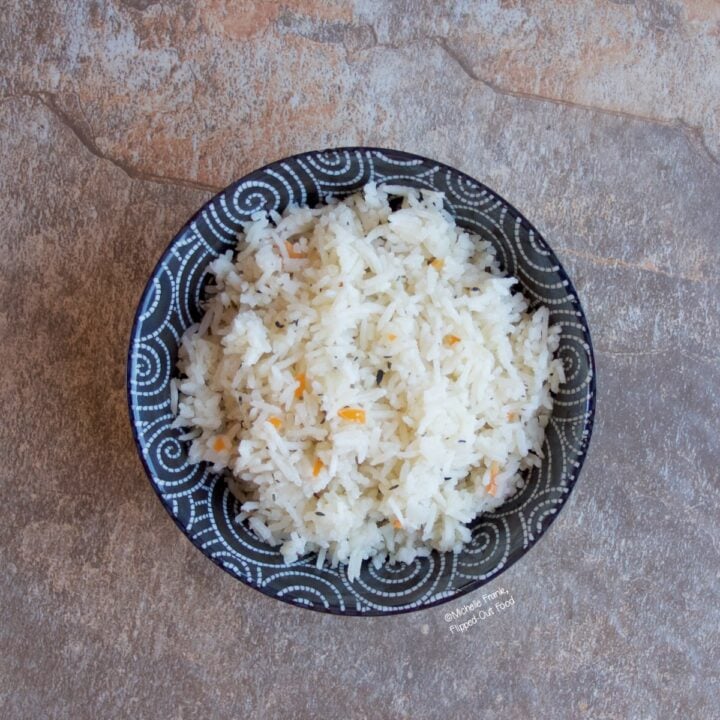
[128,148,595,615]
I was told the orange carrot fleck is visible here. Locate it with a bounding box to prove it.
[294,372,307,399]
[212,436,227,453]
[392,518,403,530]
[444,334,461,347]
[285,240,306,259]
[507,411,519,422]
[312,458,324,477]
[488,461,499,496]
[268,416,282,429]
[387,333,397,341]
[337,407,366,424]
[430,258,444,271]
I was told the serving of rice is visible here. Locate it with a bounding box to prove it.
[171,183,564,580]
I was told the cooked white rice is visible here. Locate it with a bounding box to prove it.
[171,183,564,580]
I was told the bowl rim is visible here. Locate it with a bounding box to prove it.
[126,146,597,616]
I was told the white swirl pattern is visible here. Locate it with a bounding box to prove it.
[127,148,596,615]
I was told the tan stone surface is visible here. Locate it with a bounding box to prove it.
[1,2,719,718]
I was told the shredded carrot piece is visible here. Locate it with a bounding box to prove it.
[294,372,307,399]
[268,416,283,429]
[212,436,227,453]
[312,458,324,477]
[430,258,444,270]
[507,411,519,422]
[392,518,403,530]
[337,407,366,423]
[488,461,499,496]
[285,240,306,259]
[444,334,461,347]
[387,333,397,341]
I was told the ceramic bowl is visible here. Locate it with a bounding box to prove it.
[127,147,595,615]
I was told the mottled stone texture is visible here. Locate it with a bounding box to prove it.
[1,1,719,718]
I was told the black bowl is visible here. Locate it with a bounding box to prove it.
[127,147,596,615]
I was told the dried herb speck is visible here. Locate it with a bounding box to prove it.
[376,369,385,386]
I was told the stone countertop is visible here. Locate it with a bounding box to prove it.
[2,2,719,718]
